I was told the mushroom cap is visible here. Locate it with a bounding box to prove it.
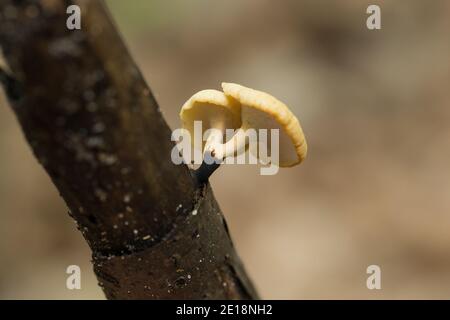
[180,89,241,151]
[222,82,307,167]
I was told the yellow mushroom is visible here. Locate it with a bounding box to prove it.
[179,84,307,184]
[221,82,307,167]
[180,89,241,152]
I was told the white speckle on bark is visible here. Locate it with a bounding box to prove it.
[48,36,82,57]
[123,193,132,203]
[86,136,105,148]
[94,188,107,202]
[98,152,117,165]
[92,122,105,133]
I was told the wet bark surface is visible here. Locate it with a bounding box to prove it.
[0,0,258,299]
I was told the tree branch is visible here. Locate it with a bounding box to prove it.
[0,0,258,299]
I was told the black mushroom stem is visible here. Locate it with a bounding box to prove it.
[192,151,222,186]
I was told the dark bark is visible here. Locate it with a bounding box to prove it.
[0,0,258,299]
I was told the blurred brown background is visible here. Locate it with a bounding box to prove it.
[1,0,450,299]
